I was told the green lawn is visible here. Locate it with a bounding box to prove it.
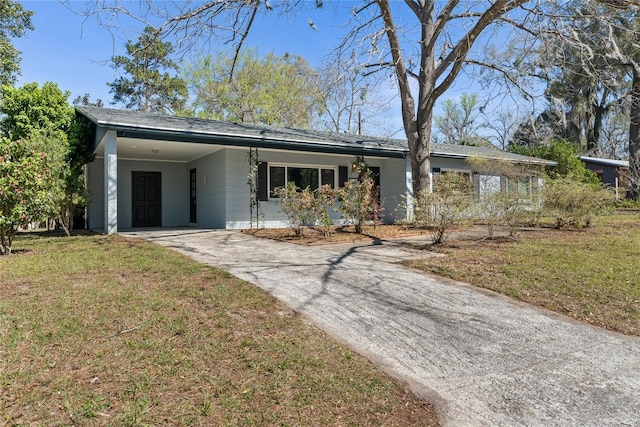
[0,234,438,426]
[405,214,640,336]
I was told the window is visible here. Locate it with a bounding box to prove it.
[507,176,532,198]
[269,165,336,197]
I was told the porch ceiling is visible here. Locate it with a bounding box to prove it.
[94,136,223,162]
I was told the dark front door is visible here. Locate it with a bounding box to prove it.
[132,171,162,227]
[190,168,197,223]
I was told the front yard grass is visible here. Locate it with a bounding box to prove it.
[0,234,438,426]
[404,215,640,336]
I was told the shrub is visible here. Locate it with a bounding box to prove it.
[334,173,376,234]
[0,138,56,254]
[413,173,474,244]
[274,183,335,238]
[543,177,616,228]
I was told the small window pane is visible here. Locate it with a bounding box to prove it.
[269,166,285,197]
[321,169,335,188]
[508,177,531,197]
[288,167,319,191]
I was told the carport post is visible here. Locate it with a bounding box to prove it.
[104,130,118,234]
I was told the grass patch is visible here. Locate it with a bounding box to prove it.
[404,215,640,336]
[0,234,438,426]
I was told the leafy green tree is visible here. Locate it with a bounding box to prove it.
[524,1,629,156]
[0,82,73,141]
[0,82,92,241]
[511,139,599,184]
[0,0,34,86]
[0,138,55,254]
[182,50,321,128]
[109,26,187,113]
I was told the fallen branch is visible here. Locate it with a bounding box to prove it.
[103,323,143,340]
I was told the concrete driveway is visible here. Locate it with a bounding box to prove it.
[123,228,640,427]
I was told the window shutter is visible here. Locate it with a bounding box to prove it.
[257,162,268,201]
[339,166,348,187]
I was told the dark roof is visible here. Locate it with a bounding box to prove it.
[76,106,554,165]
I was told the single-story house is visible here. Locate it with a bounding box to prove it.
[77,106,555,234]
[580,156,629,197]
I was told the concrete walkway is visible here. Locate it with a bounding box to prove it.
[123,229,640,427]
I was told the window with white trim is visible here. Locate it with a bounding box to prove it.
[269,164,336,198]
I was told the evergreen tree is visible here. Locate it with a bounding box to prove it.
[109,26,187,114]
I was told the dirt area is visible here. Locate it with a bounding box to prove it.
[242,222,513,246]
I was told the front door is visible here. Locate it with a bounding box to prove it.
[190,168,197,223]
[132,171,162,227]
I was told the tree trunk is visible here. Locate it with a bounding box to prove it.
[628,70,640,200]
[408,111,433,197]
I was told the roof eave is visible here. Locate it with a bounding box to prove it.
[115,127,407,158]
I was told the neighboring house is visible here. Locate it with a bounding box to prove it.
[77,106,554,234]
[580,156,629,197]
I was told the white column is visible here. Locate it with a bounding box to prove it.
[405,158,413,221]
[103,130,118,234]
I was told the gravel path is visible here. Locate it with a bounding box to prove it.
[125,229,640,427]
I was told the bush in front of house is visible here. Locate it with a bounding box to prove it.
[334,172,379,234]
[274,183,335,238]
[412,173,474,244]
[543,177,616,228]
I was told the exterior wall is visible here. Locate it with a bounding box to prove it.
[88,158,189,231]
[87,159,105,230]
[117,160,189,229]
[187,150,226,228]
[380,158,412,223]
[583,160,620,187]
[431,157,473,174]
[222,147,405,229]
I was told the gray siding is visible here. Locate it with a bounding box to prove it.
[87,159,105,230]
[87,158,189,230]
[118,160,189,228]
[381,158,411,223]
[188,149,226,228]
[222,148,400,228]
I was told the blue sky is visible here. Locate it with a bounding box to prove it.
[11,1,532,140]
[13,1,355,106]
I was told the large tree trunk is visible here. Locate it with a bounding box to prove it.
[628,70,640,200]
[376,0,433,198]
[409,110,433,197]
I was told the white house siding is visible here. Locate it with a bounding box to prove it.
[431,157,473,174]
[221,147,403,229]
[117,160,189,228]
[187,149,226,228]
[380,157,411,223]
